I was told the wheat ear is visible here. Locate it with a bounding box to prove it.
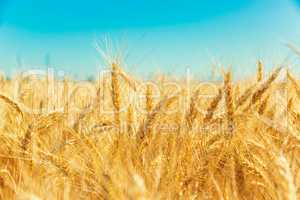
[41,152,75,177]
[127,104,134,135]
[224,71,234,136]
[63,77,69,115]
[287,71,300,100]
[257,60,263,82]
[203,87,223,123]
[235,84,240,100]
[146,83,153,114]
[258,94,270,115]
[111,62,121,127]
[21,124,33,152]
[137,95,177,141]
[235,85,255,109]
[251,67,282,106]
[186,88,200,129]
[0,94,23,118]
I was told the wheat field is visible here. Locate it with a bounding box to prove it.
[0,60,300,199]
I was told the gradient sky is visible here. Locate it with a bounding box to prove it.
[0,0,300,79]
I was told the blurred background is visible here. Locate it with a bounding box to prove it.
[0,0,300,79]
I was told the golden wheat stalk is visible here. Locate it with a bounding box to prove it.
[276,153,297,200]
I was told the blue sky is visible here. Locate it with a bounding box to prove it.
[0,0,300,78]
[0,0,253,32]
